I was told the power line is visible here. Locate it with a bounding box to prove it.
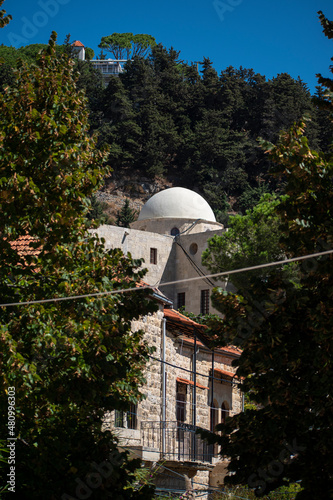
[149,355,241,387]
[0,249,332,308]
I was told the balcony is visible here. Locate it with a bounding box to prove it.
[141,421,215,464]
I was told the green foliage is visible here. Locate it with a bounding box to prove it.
[86,195,111,224]
[99,33,156,60]
[211,484,302,499]
[199,28,333,499]
[3,26,332,211]
[202,116,333,499]
[237,181,272,213]
[202,193,290,293]
[0,33,156,499]
[116,198,138,227]
[85,47,95,60]
[0,0,11,29]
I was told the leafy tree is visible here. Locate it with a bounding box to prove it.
[202,118,333,500]
[99,33,156,60]
[0,60,14,91]
[237,181,272,213]
[132,34,157,58]
[97,75,142,170]
[200,17,333,494]
[202,194,289,292]
[316,10,333,97]
[0,32,156,499]
[0,0,11,29]
[86,195,110,224]
[116,198,138,227]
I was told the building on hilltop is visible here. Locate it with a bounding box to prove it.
[71,40,85,61]
[71,40,126,85]
[95,187,230,316]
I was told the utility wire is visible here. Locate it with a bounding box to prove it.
[0,249,332,308]
[175,240,216,287]
[149,355,241,386]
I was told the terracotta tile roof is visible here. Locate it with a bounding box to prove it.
[9,235,41,257]
[72,40,85,47]
[164,308,206,333]
[176,377,209,390]
[165,309,241,357]
[179,334,241,357]
[214,367,244,380]
[214,368,235,379]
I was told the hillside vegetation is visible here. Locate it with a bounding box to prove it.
[1,41,332,217]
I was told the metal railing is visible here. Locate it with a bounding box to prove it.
[141,421,215,463]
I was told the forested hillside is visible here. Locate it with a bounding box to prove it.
[1,41,332,218]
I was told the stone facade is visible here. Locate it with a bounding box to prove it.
[94,223,231,316]
[99,187,243,496]
[103,306,243,497]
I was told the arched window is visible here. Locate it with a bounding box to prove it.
[221,401,230,424]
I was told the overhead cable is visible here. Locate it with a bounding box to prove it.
[0,249,332,308]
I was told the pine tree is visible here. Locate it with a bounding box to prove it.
[116,198,137,227]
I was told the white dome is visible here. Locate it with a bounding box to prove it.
[138,187,216,222]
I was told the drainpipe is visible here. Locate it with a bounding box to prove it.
[192,333,197,460]
[210,350,215,430]
[162,318,166,457]
[192,333,197,428]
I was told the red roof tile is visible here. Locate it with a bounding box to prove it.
[9,235,41,257]
[214,367,244,380]
[176,377,209,390]
[164,308,204,327]
[72,40,85,47]
[214,368,235,379]
[165,309,241,357]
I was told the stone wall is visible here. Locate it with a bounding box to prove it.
[103,307,243,496]
[93,223,231,315]
[93,225,174,287]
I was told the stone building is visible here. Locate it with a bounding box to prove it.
[95,187,230,315]
[103,301,243,497]
[98,187,243,496]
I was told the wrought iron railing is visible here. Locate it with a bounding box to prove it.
[141,421,215,463]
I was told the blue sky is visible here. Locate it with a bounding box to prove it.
[1,0,332,94]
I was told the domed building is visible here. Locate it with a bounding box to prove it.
[95,187,226,315]
[93,188,243,497]
[132,187,222,236]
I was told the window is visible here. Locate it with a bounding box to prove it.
[171,227,180,236]
[189,243,198,255]
[114,410,124,428]
[210,403,219,432]
[221,402,230,424]
[127,403,137,430]
[150,248,157,264]
[176,383,187,422]
[115,405,137,429]
[177,292,186,309]
[200,289,210,315]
